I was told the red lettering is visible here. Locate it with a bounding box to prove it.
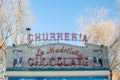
[35,33,40,41]
[78,54,82,65]
[65,33,69,40]
[50,57,55,66]
[83,57,88,66]
[42,58,48,66]
[64,49,69,53]
[72,50,79,56]
[79,54,82,59]
[72,33,77,41]
[57,33,63,40]
[55,49,59,53]
[57,57,63,66]
[45,33,48,40]
[36,49,44,56]
[28,58,34,67]
[60,46,64,52]
[64,58,69,66]
[27,33,87,42]
[34,57,40,66]
[42,33,48,41]
[69,48,73,54]
[50,33,55,40]
[75,50,79,56]
[71,58,76,66]
[49,47,54,53]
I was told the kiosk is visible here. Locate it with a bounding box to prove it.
[6,32,110,80]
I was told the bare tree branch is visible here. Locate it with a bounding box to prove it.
[0,0,33,79]
[77,7,120,80]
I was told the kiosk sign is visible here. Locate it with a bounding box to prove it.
[28,32,87,42]
[28,45,88,67]
[6,43,109,71]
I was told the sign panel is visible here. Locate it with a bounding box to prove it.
[6,43,109,71]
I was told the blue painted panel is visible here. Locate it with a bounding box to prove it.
[8,76,108,80]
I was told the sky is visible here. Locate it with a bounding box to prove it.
[29,0,116,33]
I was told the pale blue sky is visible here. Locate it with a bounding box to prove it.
[29,0,116,33]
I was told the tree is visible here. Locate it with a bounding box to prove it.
[0,0,33,79]
[77,7,120,80]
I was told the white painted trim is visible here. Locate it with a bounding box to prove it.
[6,71,110,77]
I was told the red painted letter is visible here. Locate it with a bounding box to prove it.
[49,47,54,53]
[35,33,40,41]
[57,33,63,40]
[28,58,34,67]
[72,33,77,41]
[83,57,88,66]
[50,33,55,40]
[65,33,69,40]
[50,57,55,66]
[42,58,48,66]
[57,57,63,66]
